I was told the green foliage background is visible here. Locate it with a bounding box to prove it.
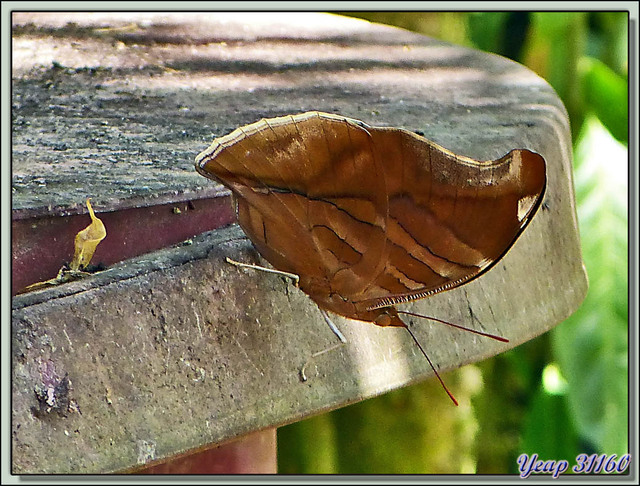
[278,12,629,474]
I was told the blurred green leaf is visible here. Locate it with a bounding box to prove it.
[467,12,511,53]
[474,334,551,474]
[580,57,628,144]
[551,115,628,455]
[277,412,338,473]
[467,12,530,61]
[586,12,629,76]
[520,383,581,463]
[523,13,588,140]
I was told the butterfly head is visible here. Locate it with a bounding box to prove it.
[309,288,406,328]
[370,307,407,328]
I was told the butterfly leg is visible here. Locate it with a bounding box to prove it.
[225,257,345,381]
[300,309,347,382]
[319,308,347,343]
[225,257,299,287]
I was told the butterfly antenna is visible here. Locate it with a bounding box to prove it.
[398,310,509,343]
[404,323,459,407]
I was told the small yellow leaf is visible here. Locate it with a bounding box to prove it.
[18,199,106,294]
[70,198,106,271]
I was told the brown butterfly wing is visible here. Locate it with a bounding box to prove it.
[196,113,391,315]
[196,112,546,325]
[353,128,547,313]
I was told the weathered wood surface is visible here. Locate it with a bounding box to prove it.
[11,12,587,474]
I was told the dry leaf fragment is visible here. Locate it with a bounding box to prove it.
[19,199,107,294]
[70,198,106,271]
